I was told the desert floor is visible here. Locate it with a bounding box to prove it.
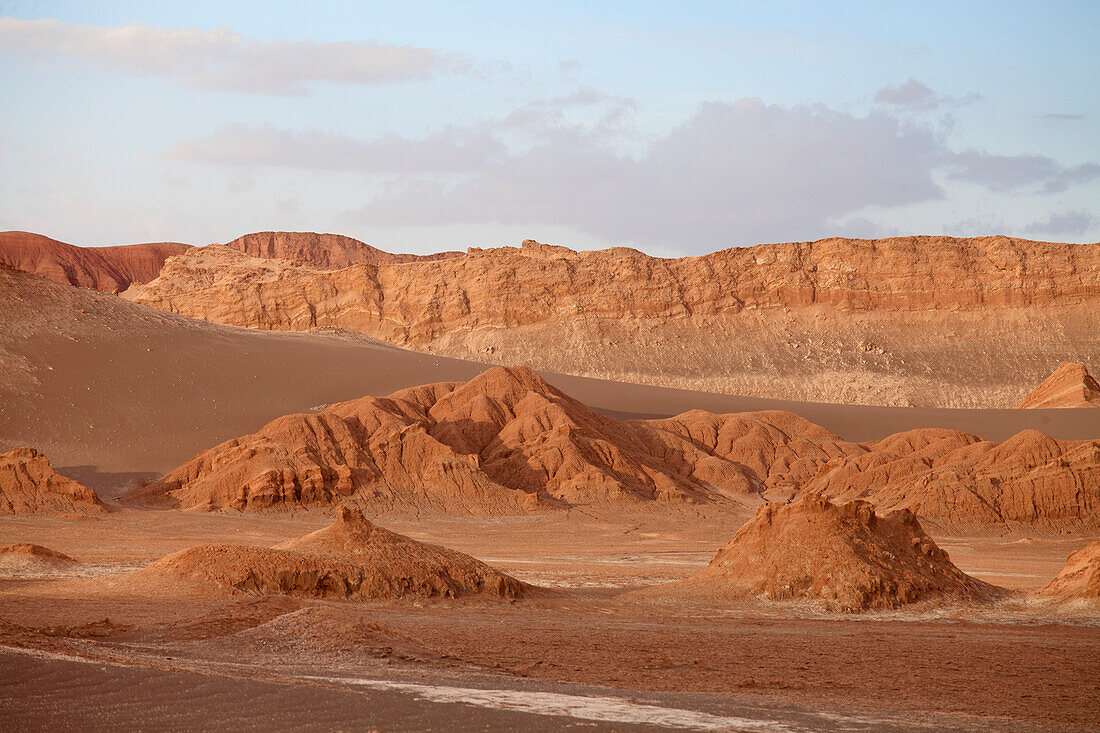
[2,505,1097,732]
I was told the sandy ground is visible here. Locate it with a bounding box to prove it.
[1,508,1097,732]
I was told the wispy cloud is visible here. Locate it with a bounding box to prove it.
[1023,209,1097,237]
[874,78,981,110]
[1044,113,1086,121]
[0,17,466,94]
[943,150,1100,193]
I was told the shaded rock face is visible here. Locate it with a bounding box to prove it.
[127,366,1100,528]
[126,365,863,514]
[0,231,190,293]
[686,495,1000,612]
[139,506,527,601]
[123,236,1100,407]
[1037,541,1100,601]
[800,428,1100,530]
[0,447,106,515]
[225,231,461,269]
[1018,362,1100,409]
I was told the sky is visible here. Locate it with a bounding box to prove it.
[1,1,1097,256]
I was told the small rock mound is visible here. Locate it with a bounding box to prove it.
[1036,541,1100,602]
[679,495,1000,611]
[0,447,106,516]
[1018,362,1100,408]
[0,543,79,574]
[138,506,528,601]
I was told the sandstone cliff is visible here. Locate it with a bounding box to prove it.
[1036,541,1100,601]
[0,231,191,293]
[0,447,107,515]
[669,495,1000,611]
[225,231,461,268]
[1018,362,1100,408]
[123,236,1100,407]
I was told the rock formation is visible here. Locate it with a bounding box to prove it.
[225,231,461,268]
[1036,541,1100,602]
[0,447,106,515]
[126,365,1100,527]
[123,235,1100,407]
[0,231,190,293]
[137,505,527,600]
[677,495,1000,611]
[0,543,80,574]
[1018,362,1100,408]
[800,429,1100,530]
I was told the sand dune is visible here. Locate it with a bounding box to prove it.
[0,543,80,574]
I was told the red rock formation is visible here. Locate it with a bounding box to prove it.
[1037,541,1100,601]
[123,236,1100,407]
[137,505,527,600]
[677,495,1000,611]
[1018,362,1100,408]
[225,231,461,268]
[801,429,1100,529]
[0,447,107,515]
[0,231,190,293]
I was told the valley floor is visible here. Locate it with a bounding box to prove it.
[2,508,1097,732]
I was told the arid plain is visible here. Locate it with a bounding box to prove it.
[1,231,1099,732]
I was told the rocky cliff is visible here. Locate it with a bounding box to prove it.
[1017,362,1100,408]
[123,236,1100,407]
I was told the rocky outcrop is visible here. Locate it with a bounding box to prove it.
[1018,362,1100,408]
[225,231,461,268]
[676,495,1001,611]
[0,231,191,293]
[800,429,1100,530]
[123,236,1100,407]
[137,505,528,600]
[1036,541,1100,602]
[127,366,824,513]
[125,366,1100,528]
[0,447,106,515]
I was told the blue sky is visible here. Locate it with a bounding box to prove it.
[1,1,1097,254]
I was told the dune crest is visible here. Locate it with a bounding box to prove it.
[674,495,1000,611]
[1017,362,1100,409]
[137,505,528,600]
[0,447,106,515]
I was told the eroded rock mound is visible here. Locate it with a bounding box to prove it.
[681,495,999,611]
[802,429,1100,530]
[1018,362,1100,409]
[225,231,461,268]
[138,506,528,601]
[0,543,79,574]
[0,447,106,515]
[0,231,190,293]
[1036,541,1100,602]
[126,366,858,514]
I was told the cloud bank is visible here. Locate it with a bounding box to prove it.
[0,17,463,94]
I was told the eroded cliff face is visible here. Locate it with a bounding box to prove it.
[1018,362,1100,408]
[0,231,191,293]
[224,231,461,269]
[122,236,1100,407]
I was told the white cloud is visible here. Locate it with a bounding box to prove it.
[874,78,981,110]
[0,17,464,94]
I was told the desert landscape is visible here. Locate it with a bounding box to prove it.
[2,5,1099,732]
